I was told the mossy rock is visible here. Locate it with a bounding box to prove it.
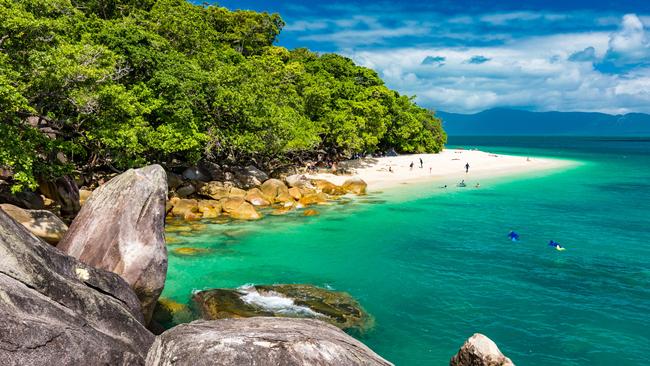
[192,284,373,332]
[172,247,213,256]
[152,298,198,329]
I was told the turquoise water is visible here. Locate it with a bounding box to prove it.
[163,137,650,366]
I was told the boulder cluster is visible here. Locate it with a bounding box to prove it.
[166,164,367,221]
[0,165,391,366]
[0,164,514,366]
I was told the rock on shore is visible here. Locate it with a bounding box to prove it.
[450,333,515,366]
[145,318,392,366]
[57,165,168,323]
[0,203,68,244]
[192,284,372,331]
[0,208,154,365]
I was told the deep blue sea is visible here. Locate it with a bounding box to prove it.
[164,136,650,365]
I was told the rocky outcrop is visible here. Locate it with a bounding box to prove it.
[197,181,233,200]
[245,188,271,206]
[220,197,261,220]
[450,334,515,366]
[312,179,347,196]
[260,178,290,203]
[193,284,372,331]
[39,175,80,219]
[298,192,328,206]
[285,174,314,189]
[0,182,44,210]
[182,167,210,182]
[231,165,269,189]
[0,208,154,365]
[342,177,368,195]
[0,204,68,244]
[174,183,196,198]
[145,318,392,366]
[57,165,168,323]
[197,200,221,218]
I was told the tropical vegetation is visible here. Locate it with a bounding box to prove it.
[0,0,446,191]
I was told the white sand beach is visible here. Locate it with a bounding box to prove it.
[307,149,574,190]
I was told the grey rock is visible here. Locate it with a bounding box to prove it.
[58,165,168,323]
[285,174,314,189]
[230,165,269,189]
[450,333,515,366]
[175,183,196,198]
[38,176,80,219]
[182,167,210,182]
[145,318,393,366]
[271,165,299,180]
[0,183,44,210]
[166,172,184,190]
[0,208,154,365]
[198,161,225,181]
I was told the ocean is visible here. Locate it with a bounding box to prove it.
[162,136,650,365]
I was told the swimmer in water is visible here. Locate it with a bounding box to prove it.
[548,240,566,251]
[508,231,520,241]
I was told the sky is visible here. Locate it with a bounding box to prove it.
[207,0,650,114]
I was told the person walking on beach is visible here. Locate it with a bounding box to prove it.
[465,162,470,173]
[410,161,414,170]
[429,166,432,174]
[419,158,423,168]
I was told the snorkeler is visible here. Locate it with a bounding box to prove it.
[548,240,566,251]
[508,231,520,241]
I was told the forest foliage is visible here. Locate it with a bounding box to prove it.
[0,0,446,191]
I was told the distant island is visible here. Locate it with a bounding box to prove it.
[439,108,650,136]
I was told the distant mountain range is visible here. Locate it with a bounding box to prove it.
[438,108,650,136]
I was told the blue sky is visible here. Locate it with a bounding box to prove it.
[208,1,650,114]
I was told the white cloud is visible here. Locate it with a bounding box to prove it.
[345,28,650,114]
[479,11,567,26]
[284,20,329,32]
[605,14,650,62]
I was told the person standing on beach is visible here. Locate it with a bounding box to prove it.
[429,166,432,174]
[465,163,470,173]
[419,158,423,168]
[410,162,414,170]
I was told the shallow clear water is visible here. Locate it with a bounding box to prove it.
[163,136,650,366]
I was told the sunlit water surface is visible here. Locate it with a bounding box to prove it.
[163,136,650,366]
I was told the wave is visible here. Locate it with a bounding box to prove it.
[237,285,323,318]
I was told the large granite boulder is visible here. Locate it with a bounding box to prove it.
[0,204,68,244]
[197,181,231,200]
[193,284,372,331]
[39,175,80,219]
[57,165,168,323]
[245,188,271,206]
[220,197,261,220]
[285,174,313,189]
[260,179,290,203]
[298,192,328,207]
[0,208,154,365]
[145,318,392,366]
[197,200,221,218]
[232,165,269,189]
[450,334,515,366]
[312,179,347,196]
[342,177,368,195]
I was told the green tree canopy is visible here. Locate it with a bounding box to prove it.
[0,0,446,191]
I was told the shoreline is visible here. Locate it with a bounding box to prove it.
[307,149,577,191]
